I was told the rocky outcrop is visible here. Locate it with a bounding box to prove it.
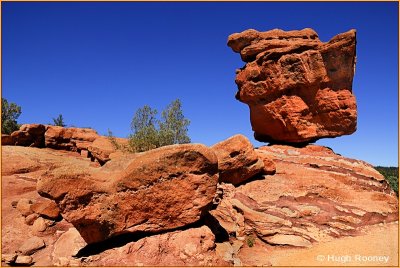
[1,139,398,266]
[2,124,130,165]
[37,144,219,244]
[44,125,98,151]
[88,136,128,164]
[211,134,268,185]
[228,28,357,143]
[2,134,14,145]
[210,145,398,249]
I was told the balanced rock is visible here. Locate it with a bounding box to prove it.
[211,134,265,185]
[228,28,357,143]
[37,144,219,244]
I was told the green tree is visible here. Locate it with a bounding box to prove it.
[159,99,191,146]
[129,105,159,152]
[1,98,22,134]
[127,99,191,152]
[52,114,66,127]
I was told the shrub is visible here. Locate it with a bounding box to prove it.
[129,99,191,152]
[375,166,398,196]
[1,97,21,134]
[52,114,66,127]
[108,99,191,153]
[246,235,255,247]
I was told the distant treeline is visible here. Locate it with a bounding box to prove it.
[375,166,398,196]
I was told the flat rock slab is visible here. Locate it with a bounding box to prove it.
[18,236,46,255]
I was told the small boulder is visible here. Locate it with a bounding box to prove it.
[16,198,33,217]
[52,228,87,260]
[212,134,264,185]
[25,213,40,226]
[1,253,17,264]
[32,217,48,233]
[255,149,276,175]
[31,199,60,219]
[88,136,128,164]
[18,236,46,255]
[14,255,34,266]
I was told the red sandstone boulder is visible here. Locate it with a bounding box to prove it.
[19,124,46,147]
[1,134,14,145]
[211,134,265,185]
[31,199,60,220]
[37,144,219,244]
[228,28,357,143]
[11,131,34,147]
[88,136,128,164]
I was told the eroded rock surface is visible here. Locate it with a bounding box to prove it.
[37,144,219,244]
[90,226,228,266]
[211,134,267,185]
[228,28,357,143]
[1,141,398,266]
[210,144,398,250]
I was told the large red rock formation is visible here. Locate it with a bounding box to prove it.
[228,28,357,143]
[210,145,398,249]
[37,144,219,244]
[44,125,98,150]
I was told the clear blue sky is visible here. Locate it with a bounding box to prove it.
[2,2,398,166]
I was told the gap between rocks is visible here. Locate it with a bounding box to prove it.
[75,212,229,258]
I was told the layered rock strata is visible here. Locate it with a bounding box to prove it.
[210,145,398,248]
[228,28,357,143]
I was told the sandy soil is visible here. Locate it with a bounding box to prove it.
[239,222,398,266]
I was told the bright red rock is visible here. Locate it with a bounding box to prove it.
[37,144,219,244]
[211,134,265,185]
[228,28,357,143]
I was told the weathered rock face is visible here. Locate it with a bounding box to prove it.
[37,144,219,244]
[228,28,357,143]
[44,125,99,151]
[4,124,131,165]
[210,145,398,248]
[2,134,14,145]
[20,124,46,147]
[88,136,128,164]
[92,226,228,266]
[211,134,267,185]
